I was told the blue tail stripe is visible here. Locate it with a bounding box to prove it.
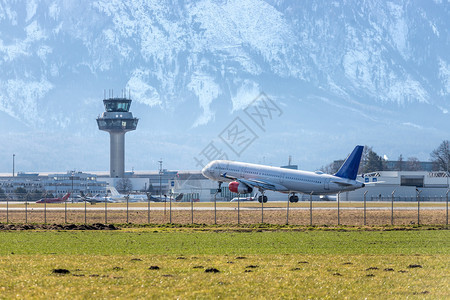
[334,146,364,180]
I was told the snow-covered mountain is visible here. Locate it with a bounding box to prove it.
[0,0,448,173]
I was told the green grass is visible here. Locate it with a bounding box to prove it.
[0,228,448,299]
[0,229,448,255]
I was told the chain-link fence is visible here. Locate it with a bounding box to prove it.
[0,190,448,226]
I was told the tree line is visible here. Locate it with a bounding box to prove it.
[321,140,450,174]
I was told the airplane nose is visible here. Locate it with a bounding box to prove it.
[201,163,211,178]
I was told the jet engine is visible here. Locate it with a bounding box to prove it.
[228,181,253,194]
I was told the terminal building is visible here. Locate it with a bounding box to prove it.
[0,169,448,202]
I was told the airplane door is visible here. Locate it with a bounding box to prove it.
[324,178,330,190]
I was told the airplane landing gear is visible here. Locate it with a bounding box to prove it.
[258,195,268,203]
[289,194,299,203]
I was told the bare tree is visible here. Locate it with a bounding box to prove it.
[406,157,422,171]
[430,140,450,171]
[115,178,133,193]
[395,154,404,171]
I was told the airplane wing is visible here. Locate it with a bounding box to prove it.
[221,173,283,191]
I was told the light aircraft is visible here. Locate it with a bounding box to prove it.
[36,193,71,204]
[106,187,148,202]
[79,192,115,205]
[202,145,365,203]
[105,187,183,202]
[148,193,184,202]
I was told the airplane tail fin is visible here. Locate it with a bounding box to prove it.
[334,145,364,180]
[107,186,120,196]
[62,193,71,200]
[175,193,184,201]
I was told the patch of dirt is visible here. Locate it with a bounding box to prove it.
[365,267,379,271]
[235,256,246,259]
[413,291,429,295]
[383,268,394,271]
[205,268,220,273]
[52,268,70,274]
[408,264,423,268]
[149,266,160,270]
[245,265,258,269]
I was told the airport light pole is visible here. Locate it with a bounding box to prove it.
[12,154,15,177]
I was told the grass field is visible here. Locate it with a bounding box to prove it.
[0,227,448,299]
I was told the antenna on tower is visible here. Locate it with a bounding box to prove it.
[288,155,292,166]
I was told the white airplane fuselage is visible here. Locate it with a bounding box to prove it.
[202,160,364,195]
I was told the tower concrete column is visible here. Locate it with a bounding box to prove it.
[110,132,125,178]
[97,97,138,178]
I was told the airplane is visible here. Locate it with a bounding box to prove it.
[78,192,115,205]
[201,145,365,203]
[105,187,184,202]
[148,193,184,202]
[36,192,71,204]
[106,187,148,202]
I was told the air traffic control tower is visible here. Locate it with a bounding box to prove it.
[97,97,139,178]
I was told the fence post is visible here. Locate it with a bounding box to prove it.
[446,189,448,226]
[391,190,395,225]
[6,196,9,223]
[286,194,290,225]
[84,197,87,224]
[169,195,172,223]
[126,194,129,223]
[261,191,265,224]
[417,190,422,225]
[238,196,240,225]
[191,195,194,224]
[146,193,150,224]
[309,192,313,226]
[214,193,217,225]
[64,194,67,223]
[104,194,107,224]
[25,193,29,224]
[44,200,47,224]
[337,192,340,226]
[364,190,368,226]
